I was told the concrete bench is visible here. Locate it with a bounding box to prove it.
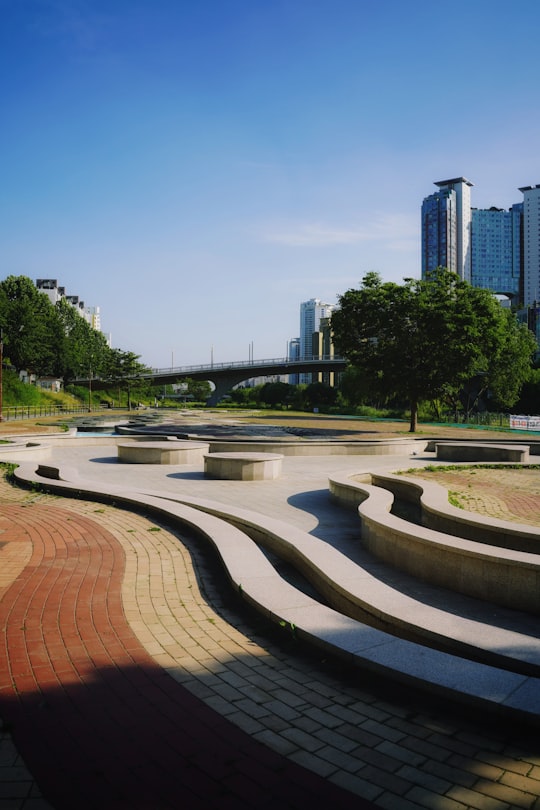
[117,441,209,465]
[204,452,283,481]
[435,442,530,462]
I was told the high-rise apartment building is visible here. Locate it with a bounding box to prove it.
[471,205,523,303]
[519,185,540,306]
[36,279,104,336]
[36,279,64,304]
[299,298,334,360]
[421,177,473,281]
[299,298,334,384]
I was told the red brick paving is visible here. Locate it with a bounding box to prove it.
[0,503,370,809]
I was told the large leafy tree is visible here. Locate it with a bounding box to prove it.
[103,349,150,409]
[331,268,536,432]
[55,297,111,385]
[0,275,63,375]
[183,378,212,402]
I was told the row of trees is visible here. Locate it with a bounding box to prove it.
[331,268,537,432]
[229,380,338,411]
[0,275,148,402]
[1,270,537,425]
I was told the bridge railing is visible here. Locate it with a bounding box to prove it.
[148,355,345,375]
[73,356,347,386]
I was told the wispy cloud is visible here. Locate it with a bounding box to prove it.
[262,212,417,247]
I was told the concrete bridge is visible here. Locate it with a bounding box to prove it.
[81,356,348,406]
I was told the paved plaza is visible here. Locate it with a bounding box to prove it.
[1,420,540,809]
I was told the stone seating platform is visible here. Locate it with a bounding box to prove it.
[204,451,283,480]
[201,437,426,456]
[12,459,540,727]
[435,441,530,462]
[373,470,540,553]
[329,471,540,614]
[117,440,209,464]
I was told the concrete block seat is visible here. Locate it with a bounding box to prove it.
[204,451,283,480]
[435,441,530,462]
[117,440,209,464]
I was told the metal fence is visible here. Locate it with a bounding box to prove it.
[1,405,91,422]
[438,412,510,428]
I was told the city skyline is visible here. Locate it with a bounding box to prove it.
[1,0,540,368]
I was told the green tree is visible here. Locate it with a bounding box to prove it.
[331,269,536,432]
[228,385,262,406]
[55,298,111,385]
[259,381,295,408]
[303,381,337,411]
[513,367,540,414]
[0,275,63,375]
[103,349,150,409]
[338,366,378,408]
[183,378,212,402]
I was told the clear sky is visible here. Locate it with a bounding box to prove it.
[1,0,539,369]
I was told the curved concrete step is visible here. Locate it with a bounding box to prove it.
[11,461,540,727]
[329,471,540,615]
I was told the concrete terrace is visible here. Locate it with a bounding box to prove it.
[0,412,540,809]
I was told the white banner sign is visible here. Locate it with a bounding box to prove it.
[510,415,540,431]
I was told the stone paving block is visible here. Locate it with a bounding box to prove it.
[405,786,468,809]
[287,749,338,778]
[396,764,453,795]
[329,770,384,803]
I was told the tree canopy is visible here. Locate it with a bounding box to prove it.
[331,268,537,432]
[0,276,148,405]
[102,349,150,409]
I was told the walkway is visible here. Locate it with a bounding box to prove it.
[1,442,540,808]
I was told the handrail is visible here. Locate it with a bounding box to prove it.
[148,355,346,375]
[73,356,348,385]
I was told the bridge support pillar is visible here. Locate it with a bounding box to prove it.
[206,373,248,406]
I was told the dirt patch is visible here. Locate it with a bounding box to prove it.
[405,467,540,527]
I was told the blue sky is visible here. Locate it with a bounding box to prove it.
[1,0,539,368]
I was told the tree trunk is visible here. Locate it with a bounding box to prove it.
[409,398,418,432]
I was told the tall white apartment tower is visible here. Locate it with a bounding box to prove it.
[519,185,540,305]
[299,298,334,383]
[299,298,334,360]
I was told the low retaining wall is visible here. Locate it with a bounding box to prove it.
[203,438,427,456]
[329,472,540,614]
[435,442,530,462]
[372,472,540,554]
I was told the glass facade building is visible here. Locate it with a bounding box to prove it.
[471,204,523,303]
[299,298,334,384]
[421,186,457,277]
[421,178,473,281]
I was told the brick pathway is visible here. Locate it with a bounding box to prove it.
[0,494,365,809]
[1,476,540,809]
